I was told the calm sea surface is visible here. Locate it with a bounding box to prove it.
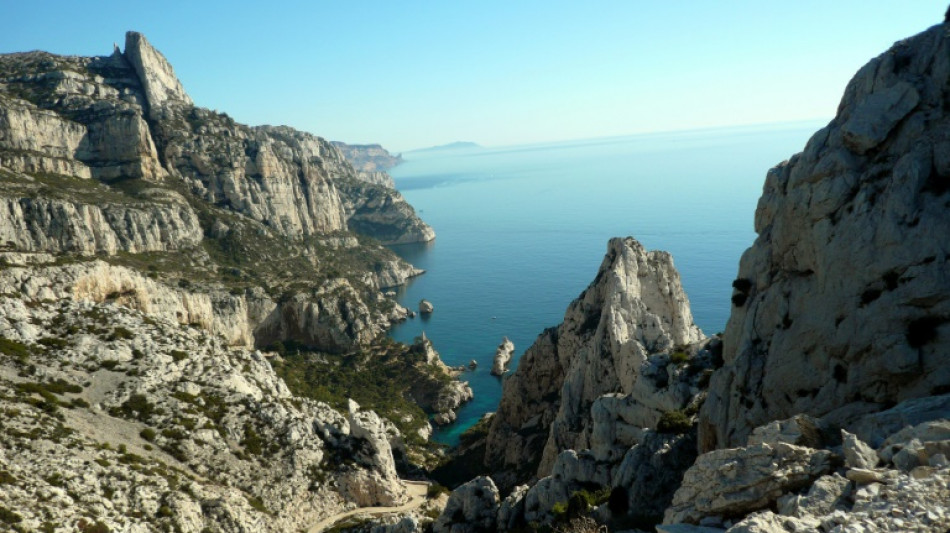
[386,122,823,445]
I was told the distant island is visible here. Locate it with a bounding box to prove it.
[407,141,482,153]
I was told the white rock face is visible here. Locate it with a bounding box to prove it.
[490,337,514,376]
[0,194,202,255]
[700,22,950,452]
[124,31,193,117]
[0,34,433,246]
[485,237,703,488]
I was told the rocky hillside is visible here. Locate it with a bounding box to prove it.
[0,32,432,246]
[0,31,465,532]
[0,32,433,352]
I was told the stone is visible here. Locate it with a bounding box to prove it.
[663,442,833,525]
[747,415,823,448]
[841,430,878,469]
[433,476,500,533]
[841,81,920,154]
[700,22,950,452]
[419,299,434,314]
[778,474,851,518]
[613,430,698,521]
[496,484,529,531]
[491,336,515,376]
[846,468,889,485]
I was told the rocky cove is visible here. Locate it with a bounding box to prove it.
[0,14,948,533]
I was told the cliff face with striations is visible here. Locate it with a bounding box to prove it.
[699,20,950,452]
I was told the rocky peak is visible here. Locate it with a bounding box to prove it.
[123,31,192,118]
[483,237,704,488]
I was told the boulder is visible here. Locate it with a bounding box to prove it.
[841,430,878,469]
[433,476,500,533]
[663,442,833,525]
[419,299,434,314]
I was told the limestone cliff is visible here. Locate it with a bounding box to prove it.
[483,237,704,488]
[0,31,433,351]
[700,20,950,452]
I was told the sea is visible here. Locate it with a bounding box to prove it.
[385,121,825,446]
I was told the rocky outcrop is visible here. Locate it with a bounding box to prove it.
[124,31,192,117]
[406,336,473,425]
[663,441,834,525]
[661,402,950,532]
[3,260,407,352]
[700,21,950,452]
[490,337,514,376]
[484,237,704,488]
[419,299,434,314]
[433,476,500,533]
[336,178,435,244]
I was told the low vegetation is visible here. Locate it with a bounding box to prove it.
[272,338,447,446]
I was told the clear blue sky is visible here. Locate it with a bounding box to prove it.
[0,1,942,151]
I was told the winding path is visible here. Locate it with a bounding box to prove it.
[309,480,430,533]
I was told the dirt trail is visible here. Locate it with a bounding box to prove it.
[308,480,430,533]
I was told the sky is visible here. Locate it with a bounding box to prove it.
[0,1,942,152]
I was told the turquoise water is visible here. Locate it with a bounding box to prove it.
[386,122,823,445]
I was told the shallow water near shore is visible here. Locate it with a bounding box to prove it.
[386,122,823,446]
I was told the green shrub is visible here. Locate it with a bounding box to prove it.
[110,327,134,341]
[0,505,22,524]
[170,350,188,362]
[669,350,689,365]
[427,483,450,498]
[241,423,263,456]
[656,410,692,434]
[0,337,32,364]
